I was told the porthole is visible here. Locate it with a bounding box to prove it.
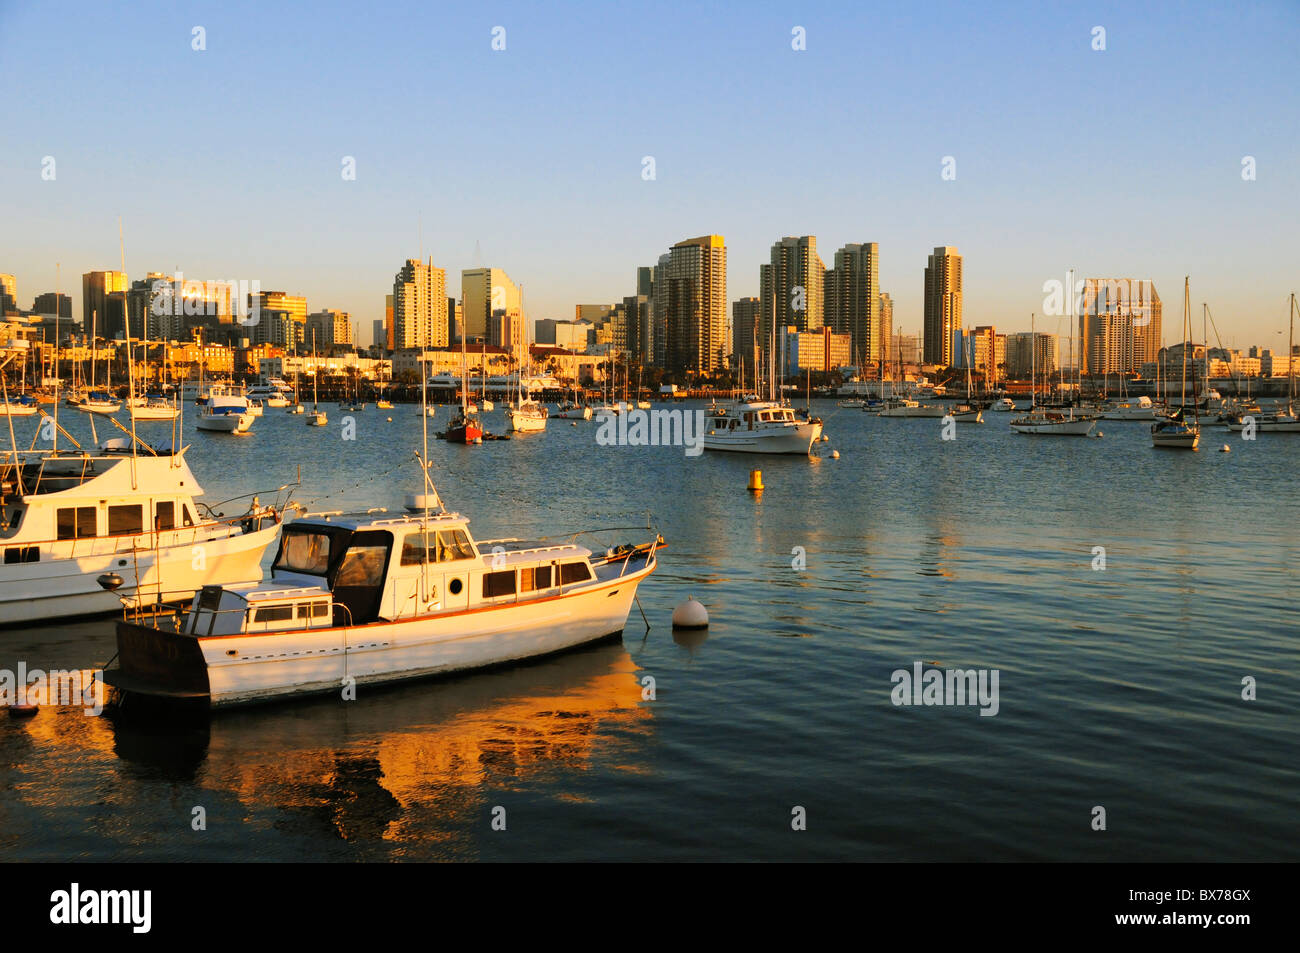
[449,578,463,595]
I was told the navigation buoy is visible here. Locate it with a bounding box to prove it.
[747,469,763,492]
[571,422,577,427]
[1220,444,1230,453]
[831,450,840,459]
[672,596,709,629]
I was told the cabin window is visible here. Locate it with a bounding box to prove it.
[483,569,516,598]
[446,530,475,560]
[560,561,592,585]
[296,602,329,619]
[183,504,196,527]
[520,565,553,592]
[56,506,97,540]
[4,546,39,564]
[254,605,294,623]
[334,545,387,588]
[276,531,332,574]
[108,504,144,536]
[155,501,175,531]
[401,533,434,565]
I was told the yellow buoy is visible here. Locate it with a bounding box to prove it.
[747,469,763,492]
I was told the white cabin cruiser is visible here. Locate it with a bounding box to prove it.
[1101,395,1157,420]
[196,387,255,434]
[702,399,823,455]
[0,448,286,625]
[105,498,663,708]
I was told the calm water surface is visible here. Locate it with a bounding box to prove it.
[1,401,1296,861]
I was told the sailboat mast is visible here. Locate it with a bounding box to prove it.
[1180,277,1189,411]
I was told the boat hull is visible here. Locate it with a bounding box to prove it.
[702,419,823,455]
[0,522,279,627]
[1009,416,1097,435]
[197,413,254,433]
[108,561,654,707]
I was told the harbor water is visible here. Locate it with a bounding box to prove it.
[1,402,1296,861]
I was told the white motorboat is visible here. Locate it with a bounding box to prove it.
[702,399,823,455]
[879,397,947,418]
[306,410,329,427]
[196,388,255,434]
[947,403,984,423]
[993,397,1017,412]
[104,497,663,708]
[837,398,866,408]
[1101,395,1157,420]
[1226,295,1300,432]
[553,400,592,420]
[0,448,285,624]
[246,384,291,408]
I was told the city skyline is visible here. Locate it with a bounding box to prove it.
[2,1,1297,348]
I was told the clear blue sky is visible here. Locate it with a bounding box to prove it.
[2,0,1296,349]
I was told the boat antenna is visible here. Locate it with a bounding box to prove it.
[121,216,140,487]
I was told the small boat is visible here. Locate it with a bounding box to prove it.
[376,399,393,410]
[702,399,823,455]
[1101,395,1157,420]
[103,494,664,708]
[507,397,548,433]
[0,447,285,624]
[128,394,180,421]
[287,403,305,415]
[1226,294,1300,433]
[246,399,264,417]
[947,403,984,423]
[993,397,1017,412]
[0,395,39,417]
[446,410,483,443]
[553,400,592,420]
[196,390,256,434]
[246,384,291,408]
[879,397,946,417]
[71,390,122,415]
[1009,312,1098,436]
[1150,279,1201,449]
[837,398,865,409]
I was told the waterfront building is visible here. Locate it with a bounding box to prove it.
[392,258,448,350]
[661,235,727,377]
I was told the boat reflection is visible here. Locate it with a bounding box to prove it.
[106,641,652,849]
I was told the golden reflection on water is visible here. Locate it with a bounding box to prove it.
[4,644,652,855]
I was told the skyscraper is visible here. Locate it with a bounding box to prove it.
[0,275,17,316]
[393,258,449,349]
[662,235,727,377]
[878,292,894,366]
[1077,278,1162,374]
[732,297,761,383]
[923,246,962,365]
[462,268,521,344]
[827,242,881,365]
[33,291,73,318]
[760,237,825,362]
[306,310,354,347]
[82,270,128,339]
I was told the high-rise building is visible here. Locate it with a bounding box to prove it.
[384,294,394,350]
[1006,332,1059,379]
[826,242,880,365]
[82,270,128,339]
[652,253,670,368]
[252,309,297,349]
[968,325,1003,383]
[662,235,727,377]
[32,291,72,318]
[392,259,448,349]
[372,318,386,350]
[306,310,354,347]
[624,294,651,366]
[923,246,962,365]
[463,268,521,343]
[732,297,761,382]
[878,292,894,366]
[760,237,825,363]
[1078,278,1161,375]
[0,275,17,316]
[489,308,527,350]
[636,266,657,363]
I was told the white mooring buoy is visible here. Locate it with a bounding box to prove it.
[831,450,840,459]
[1220,444,1230,453]
[672,596,709,629]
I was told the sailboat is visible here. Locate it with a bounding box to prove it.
[947,338,984,423]
[306,331,328,426]
[506,346,548,433]
[1226,293,1299,433]
[1151,278,1200,448]
[71,309,122,415]
[287,367,305,414]
[446,330,483,443]
[1010,312,1097,435]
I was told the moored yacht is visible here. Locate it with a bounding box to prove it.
[0,448,286,625]
[1101,395,1157,420]
[196,387,256,434]
[702,399,823,455]
[104,494,663,707]
[507,396,548,433]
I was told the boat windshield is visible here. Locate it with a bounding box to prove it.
[274,529,333,575]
